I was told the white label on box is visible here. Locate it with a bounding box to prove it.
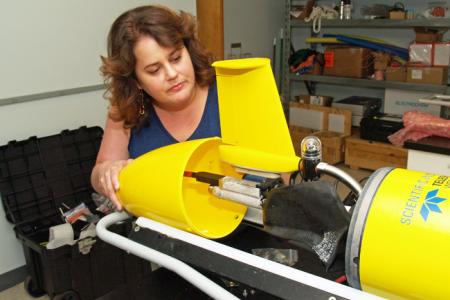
[409,43,433,65]
[411,69,423,79]
[328,114,345,133]
[289,107,323,130]
[434,43,450,66]
[310,96,321,105]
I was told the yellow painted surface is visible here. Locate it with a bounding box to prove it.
[118,138,246,239]
[360,169,450,299]
[219,144,299,173]
[213,58,298,171]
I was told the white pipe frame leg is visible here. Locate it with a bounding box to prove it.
[96,212,239,300]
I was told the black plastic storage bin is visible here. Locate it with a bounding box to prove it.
[0,126,152,300]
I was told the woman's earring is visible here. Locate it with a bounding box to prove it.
[139,90,145,116]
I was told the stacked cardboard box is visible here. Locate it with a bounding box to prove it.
[404,29,449,85]
[406,66,448,85]
[323,46,373,78]
[289,103,352,164]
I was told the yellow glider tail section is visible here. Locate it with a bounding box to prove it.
[212,58,299,172]
[116,58,299,237]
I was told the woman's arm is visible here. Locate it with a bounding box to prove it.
[91,112,131,210]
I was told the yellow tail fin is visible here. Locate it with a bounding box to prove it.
[213,58,298,172]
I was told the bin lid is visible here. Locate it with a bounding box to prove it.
[0,126,103,226]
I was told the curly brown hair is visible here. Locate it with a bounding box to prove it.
[100,5,215,129]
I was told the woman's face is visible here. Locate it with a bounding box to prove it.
[133,35,197,110]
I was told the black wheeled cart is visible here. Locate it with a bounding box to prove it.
[0,126,152,300]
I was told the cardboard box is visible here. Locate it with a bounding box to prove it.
[314,131,347,163]
[289,103,352,134]
[293,95,333,106]
[385,66,407,82]
[406,66,448,85]
[324,46,373,78]
[389,10,406,19]
[384,89,442,116]
[373,52,391,71]
[414,29,443,43]
[289,127,348,164]
[289,103,352,164]
[345,136,407,171]
[289,125,316,155]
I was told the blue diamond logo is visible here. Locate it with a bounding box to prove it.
[420,189,446,221]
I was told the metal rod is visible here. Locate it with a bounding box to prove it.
[316,162,363,196]
[210,186,262,208]
[0,84,105,107]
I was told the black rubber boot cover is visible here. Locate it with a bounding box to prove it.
[262,181,350,270]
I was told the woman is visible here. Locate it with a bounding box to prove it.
[91,5,220,209]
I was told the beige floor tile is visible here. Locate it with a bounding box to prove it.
[0,283,49,300]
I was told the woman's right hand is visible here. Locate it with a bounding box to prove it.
[92,159,132,210]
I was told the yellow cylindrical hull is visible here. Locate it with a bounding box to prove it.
[117,138,246,239]
[347,168,450,299]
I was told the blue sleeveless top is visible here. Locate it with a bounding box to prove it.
[128,82,221,158]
